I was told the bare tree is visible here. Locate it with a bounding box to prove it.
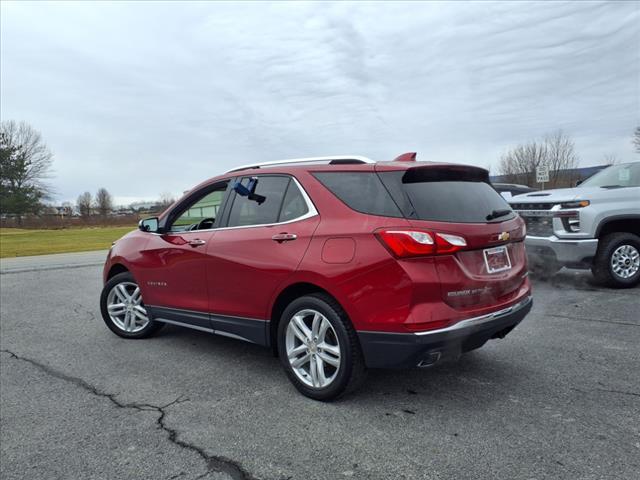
[544,130,578,187]
[498,130,579,188]
[77,191,92,219]
[158,191,175,209]
[633,126,640,153]
[0,120,54,217]
[95,187,113,218]
[498,140,548,187]
[602,154,620,166]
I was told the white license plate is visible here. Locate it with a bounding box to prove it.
[483,245,512,273]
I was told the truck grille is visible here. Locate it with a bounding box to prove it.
[510,202,554,211]
[520,215,554,237]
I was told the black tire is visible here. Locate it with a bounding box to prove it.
[591,232,640,288]
[100,272,164,338]
[277,293,366,401]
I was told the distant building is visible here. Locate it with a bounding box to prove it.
[491,164,609,189]
[42,204,77,217]
[128,201,158,211]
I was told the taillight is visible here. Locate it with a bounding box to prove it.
[436,233,467,253]
[375,229,467,258]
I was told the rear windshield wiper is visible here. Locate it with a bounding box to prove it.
[486,209,513,221]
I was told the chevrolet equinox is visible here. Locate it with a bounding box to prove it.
[100,154,533,400]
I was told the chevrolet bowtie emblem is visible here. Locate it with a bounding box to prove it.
[498,232,510,241]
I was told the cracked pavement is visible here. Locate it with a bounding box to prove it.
[1,259,639,479]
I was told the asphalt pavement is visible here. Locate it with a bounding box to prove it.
[0,254,638,480]
[0,250,109,274]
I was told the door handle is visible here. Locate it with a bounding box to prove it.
[272,233,297,243]
[188,239,207,247]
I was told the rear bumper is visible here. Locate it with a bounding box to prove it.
[525,235,598,267]
[357,296,533,369]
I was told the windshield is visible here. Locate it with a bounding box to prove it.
[579,163,640,188]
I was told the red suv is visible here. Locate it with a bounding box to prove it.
[100,154,532,400]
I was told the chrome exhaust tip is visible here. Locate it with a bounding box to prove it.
[417,352,441,368]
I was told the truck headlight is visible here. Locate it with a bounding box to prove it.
[560,200,590,208]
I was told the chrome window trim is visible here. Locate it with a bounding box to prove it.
[219,176,318,231]
[214,210,317,231]
[156,176,318,235]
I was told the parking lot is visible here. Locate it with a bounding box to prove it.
[1,257,638,480]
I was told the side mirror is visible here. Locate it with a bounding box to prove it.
[575,180,583,187]
[138,217,159,233]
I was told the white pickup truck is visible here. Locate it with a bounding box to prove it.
[509,162,640,288]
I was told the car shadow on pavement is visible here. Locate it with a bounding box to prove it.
[352,351,529,404]
[153,323,530,407]
[530,267,638,291]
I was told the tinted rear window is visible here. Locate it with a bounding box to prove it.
[379,169,514,223]
[312,172,402,217]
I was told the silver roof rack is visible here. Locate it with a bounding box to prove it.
[226,155,375,174]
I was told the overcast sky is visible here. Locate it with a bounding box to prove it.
[1,1,639,205]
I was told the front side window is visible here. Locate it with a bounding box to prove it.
[227,176,290,227]
[170,182,228,232]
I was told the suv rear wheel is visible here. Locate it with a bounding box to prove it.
[277,294,366,401]
[100,272,164,338]
[592,232,640,288]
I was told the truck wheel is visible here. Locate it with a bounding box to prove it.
[592,232,640,288]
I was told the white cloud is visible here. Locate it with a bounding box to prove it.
[1,0,638,202]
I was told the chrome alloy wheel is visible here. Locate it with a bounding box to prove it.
[611,244,640,279]
[285,309,341,388]
[106,281,149,333]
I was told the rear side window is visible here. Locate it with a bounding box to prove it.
[312,172,402,217]
[227,176,289,227]
[279,180,309,222]
[379,169,514,223]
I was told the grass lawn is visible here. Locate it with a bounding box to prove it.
[0,226,136,258]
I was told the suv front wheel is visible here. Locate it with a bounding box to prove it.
[100,272,164,338]
[277,294,366,401]
[592,232,640,288]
